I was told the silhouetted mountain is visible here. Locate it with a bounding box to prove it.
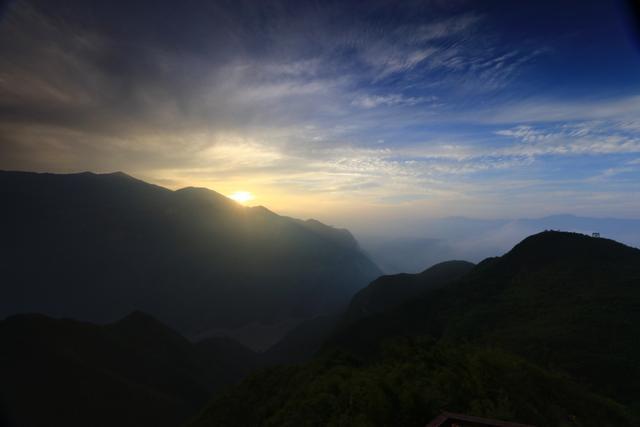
[360,214,640,274]
[189,231,640,426]
[260,262,475,366]
[261,314,340,366]
[343,260,474,323]
[0,171,381,347]
[333,232,640,401]
[196,336,260,376]
[0,311,258,427]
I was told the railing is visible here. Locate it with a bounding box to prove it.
[426,412,536,427]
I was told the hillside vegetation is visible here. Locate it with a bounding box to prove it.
[189,232,640,426]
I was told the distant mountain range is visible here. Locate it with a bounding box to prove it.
[0,171,381,349]
[360,214,640,274]
[4,170,640,426]
[191,231,640,426]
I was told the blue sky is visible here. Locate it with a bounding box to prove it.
[1,0,639,230]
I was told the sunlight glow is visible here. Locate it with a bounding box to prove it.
[229,191,255,204]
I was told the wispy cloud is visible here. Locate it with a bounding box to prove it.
[1,0,640,224]
[495,121,640,157]
[351,93,435,109]
[475,95,640,125]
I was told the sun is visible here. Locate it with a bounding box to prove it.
[228,191,254,204]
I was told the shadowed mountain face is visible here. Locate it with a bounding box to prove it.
[261,314,341,366]
[343,260,475,324]
[332,232,640,403]
[0,311,259,427]
[0,171,381,344]
[258,261,476,366]
[190,231,640,426]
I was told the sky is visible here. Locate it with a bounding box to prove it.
[1,0,640,233]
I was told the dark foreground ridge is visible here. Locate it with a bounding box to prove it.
[343,260,475,324]
[189,231,640,427]
[0,311,260,427]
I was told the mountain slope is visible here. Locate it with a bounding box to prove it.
[0,171,381,344]
[189,231,640,426]
[332,231,640,404]
[0,311,258,427]
[343,260,475,323]
[261,314,340,366]
[260,261,475,366]
[330,232,640,404]
[189,338,631,427]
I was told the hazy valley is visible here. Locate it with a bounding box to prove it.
[2,171,640,427]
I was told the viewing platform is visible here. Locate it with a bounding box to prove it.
[426,412,536,427]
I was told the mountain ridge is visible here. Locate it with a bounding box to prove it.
[0,170,381,348]
[0,310,260,427]
[360,215,640,274]
[330,231,640,402]
[343,260,475,324]
[189,231,640,426]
